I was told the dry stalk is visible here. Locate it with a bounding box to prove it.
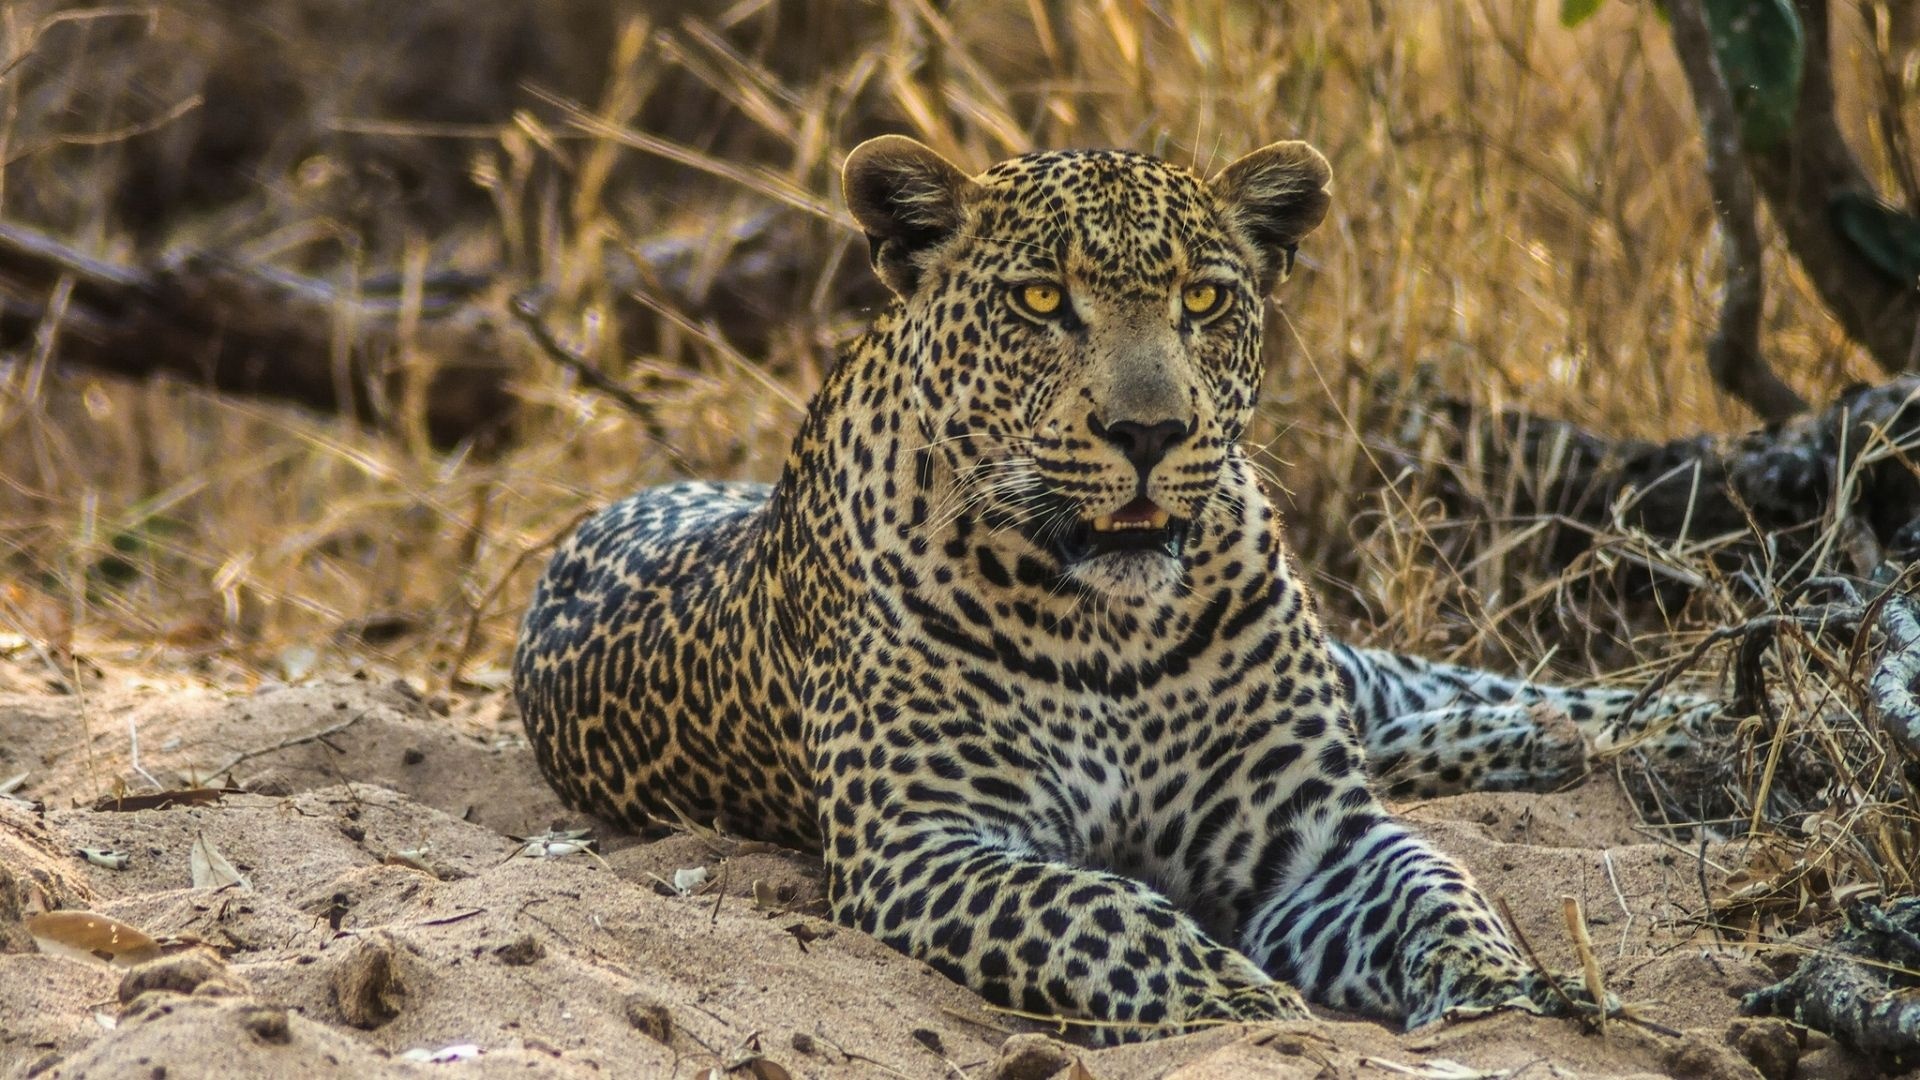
[1561,895,1609,1033]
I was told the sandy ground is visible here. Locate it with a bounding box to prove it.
[0,664,1895,1079]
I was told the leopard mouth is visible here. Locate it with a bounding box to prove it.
[1051,497,1190,564]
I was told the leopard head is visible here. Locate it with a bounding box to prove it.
[844,136,1331,600]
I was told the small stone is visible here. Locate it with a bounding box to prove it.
[400,747,425,766]
[1727,1018,1805,1080]
[241,771,294,797]
[1661,1041,1720,1078]
[1663,1030,1766,1080]
[623,995,672,1044]
[911,1028,945,1055]
[332,935,404,1029]
[118,950,246,1004]
[492,935,545,966]
[986,1033,1076,1080]
[789,1032,815,1055]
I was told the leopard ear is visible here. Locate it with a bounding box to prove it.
[1208,141,1332,293]
[843,136,977,296]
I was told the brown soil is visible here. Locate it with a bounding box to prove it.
[0,671,1892,1079]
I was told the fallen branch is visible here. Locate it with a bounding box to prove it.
[1609,570,1920,828]
[1404,375,1920,587]
[0,221,518,452]
[1868,588,1920,758]
[1741,896,1920,1072]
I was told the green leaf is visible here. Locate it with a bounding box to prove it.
[1831,193,1920,285]
[1560,0,1606,27]
[1703,0,1804,151]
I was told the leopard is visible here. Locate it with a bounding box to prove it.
[514,135,1717,1042]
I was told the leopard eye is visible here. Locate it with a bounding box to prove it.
[1182,283,1228,319]
[1012,283,1066,319]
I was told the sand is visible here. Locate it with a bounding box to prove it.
[0,670,1895,1079]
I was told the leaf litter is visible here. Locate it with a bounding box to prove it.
[26,911,163,967]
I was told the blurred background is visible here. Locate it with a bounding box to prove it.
[0,0,1912,695]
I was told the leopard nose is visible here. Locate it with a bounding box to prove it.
[1088,414,1192,474]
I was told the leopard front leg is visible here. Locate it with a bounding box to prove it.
[829,821,1307,1045]
[815,697,1309,1045]
[1236,811,1604,1026]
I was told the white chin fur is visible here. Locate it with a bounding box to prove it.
[1066,550,1185,601]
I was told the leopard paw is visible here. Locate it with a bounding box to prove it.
[1410,964,1618,1028]
[1510,967,1619,1019]
[1177,981,1310,1028]
[1403,938,1621,1029]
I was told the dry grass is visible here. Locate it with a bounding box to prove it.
[1,2,1915,898]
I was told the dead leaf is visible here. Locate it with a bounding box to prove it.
[744,1059,792,1080]
[1067,1060,1098,1080]
[189,832,249,890]
[671,866,709,895]
[384,846,435,873]
[78,847,131,870]
[400,1043,481,1063]
[507,828,596,860]
[26,911,163,967]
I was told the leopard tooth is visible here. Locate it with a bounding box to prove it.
[1147,507,1171,528]
[1091,515,1117,532]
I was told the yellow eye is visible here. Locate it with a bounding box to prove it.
[1182,283,1226,318]
[1014,284,1065,318]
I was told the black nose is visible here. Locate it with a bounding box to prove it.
[1089,414,1192,474]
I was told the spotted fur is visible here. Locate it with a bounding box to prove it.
[514,138,1686,1041]
[1332,643,1720,799]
